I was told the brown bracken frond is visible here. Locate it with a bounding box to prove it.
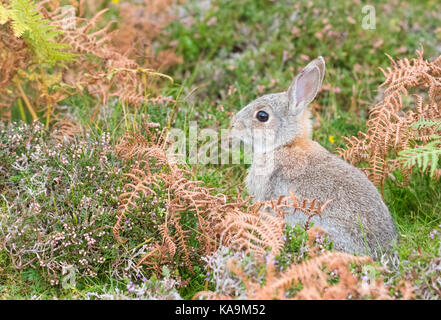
[113,124,331,274]
[110,0,183,70]
[196,227,414,300]
[1,1,177,124]
[337,47,441,195]
[112,124,411,300]
[46,6,175,110]
[51,119,82,142]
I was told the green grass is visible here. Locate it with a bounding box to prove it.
[1,0,441,299]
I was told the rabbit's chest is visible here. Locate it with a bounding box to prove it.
[246,174,269,201]
[246,165,274,201]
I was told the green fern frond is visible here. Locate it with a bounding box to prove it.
[398,138,441,177]
[0,3,13,24]
[1,0,75,65]
[411,118,441,130]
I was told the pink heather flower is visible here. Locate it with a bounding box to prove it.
[373,39,384,49]
[206,17,217,26]
[396,46,407,53]
[282,50,289,62]
[291,26,301,36]
[323,24,332,32]
[127,282,136,292]
[257,85,265,93]
[347,16,356,24]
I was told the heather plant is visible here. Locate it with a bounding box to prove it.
[0,121,187,287]
[276,224,333,271]
[414,246,441,299]
[86,273,184,300]
[378,224,441,299]
[195,227,413,300]
[196,246,262,300]
[0,121,119,284]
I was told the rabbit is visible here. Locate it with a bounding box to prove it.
[230,56,398,256]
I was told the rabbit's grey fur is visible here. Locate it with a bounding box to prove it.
[231,57,398,256]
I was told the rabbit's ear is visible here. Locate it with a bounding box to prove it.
[287,56,325,115]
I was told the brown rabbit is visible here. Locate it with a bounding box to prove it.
[230,57,398,256]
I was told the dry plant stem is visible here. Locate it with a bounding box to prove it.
[14,80,38,121]
[17,99,27,122]
[166,85,183,134]
[39,63,53,129]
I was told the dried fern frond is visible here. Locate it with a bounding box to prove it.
[110,0,183,70]
[338,47,441,194]
[51,119,82,142]
[115,128,168,164]
[114,166,159,242]
[113,125,331,275]
[219,205,285,257]
[283,190,332,230]
[196,228,414,300]
[46,6,174,109]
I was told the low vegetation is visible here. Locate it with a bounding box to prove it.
[0,0,440,300]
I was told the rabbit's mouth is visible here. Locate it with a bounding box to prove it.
[230,126,250,144]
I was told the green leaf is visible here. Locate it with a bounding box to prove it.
[398,138,441,178]
[0,4,12,25]
[430,152,439,177]
[7,0,75,65]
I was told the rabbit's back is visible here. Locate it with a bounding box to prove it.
[247,140,398,255]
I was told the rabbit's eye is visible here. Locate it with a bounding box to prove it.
[256,111,269,122]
